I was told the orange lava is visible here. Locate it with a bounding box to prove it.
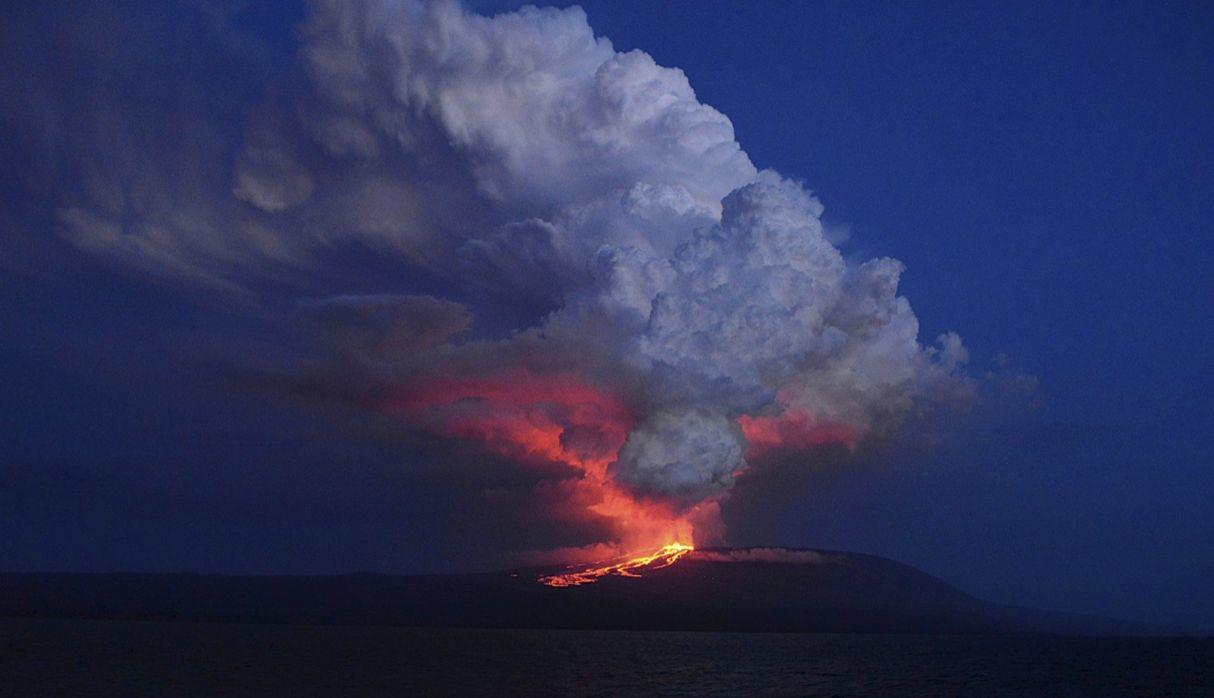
[538,541,694,587]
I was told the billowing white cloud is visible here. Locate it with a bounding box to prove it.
[611,410,745,501]
[14,0,974,526]
[562,178,970,500]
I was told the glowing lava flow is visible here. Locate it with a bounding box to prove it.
[538,542,694,587]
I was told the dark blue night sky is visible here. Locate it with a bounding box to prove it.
[2,0,1212,631]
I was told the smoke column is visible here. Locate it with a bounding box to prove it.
[43,1,973,561]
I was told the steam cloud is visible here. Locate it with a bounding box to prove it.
[11,1,973,553]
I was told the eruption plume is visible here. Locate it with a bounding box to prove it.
[37,0,973,564]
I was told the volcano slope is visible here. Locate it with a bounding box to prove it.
[0,548,1170,635]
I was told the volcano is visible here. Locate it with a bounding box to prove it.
[0,547,1169,635]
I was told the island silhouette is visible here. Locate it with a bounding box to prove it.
[0,547,1176,635]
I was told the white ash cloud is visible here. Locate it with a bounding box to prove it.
[612,411,745,498]
[11,1,973,510]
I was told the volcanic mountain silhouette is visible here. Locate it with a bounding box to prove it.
[0,548,1171,635]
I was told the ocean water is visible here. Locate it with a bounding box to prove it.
[1,618,1210,696]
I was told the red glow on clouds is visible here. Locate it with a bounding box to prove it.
[383,369,700,558]
[738,404,858,459]
[387,370,632,467]
[384,372,858,560]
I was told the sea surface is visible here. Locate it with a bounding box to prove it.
[1,618,1210,696]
